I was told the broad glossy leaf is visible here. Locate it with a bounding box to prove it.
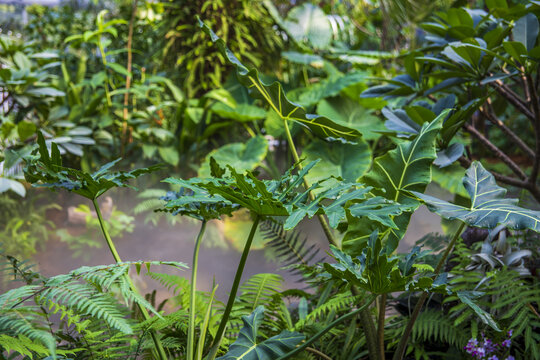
[302,137,371,192]
[290,71,367,107]
[412,161,540,232]
[217,306,304,360]
[164,160,319,218]
[198,136,268,178]
[24,132,161,200]
[317,97,383,141]
[198,19,361,141]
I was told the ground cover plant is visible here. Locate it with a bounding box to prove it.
[1,1,540,359]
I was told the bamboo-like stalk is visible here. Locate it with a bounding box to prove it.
[92,199,168,360]
[187,220,207,360]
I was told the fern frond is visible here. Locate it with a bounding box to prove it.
[261,221,323,280]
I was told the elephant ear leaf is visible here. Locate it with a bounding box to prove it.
[343,111,447,253]
[217,306,304,360]
[412,161,540,232]
[198,18,361,141]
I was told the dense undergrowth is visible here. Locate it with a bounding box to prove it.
[1,1,540,359]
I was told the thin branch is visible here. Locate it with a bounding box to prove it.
[491,81,535,121]
[525,74,540,187]
[480,106,535,159]
[464,123,528,180]
[305,347,333,360]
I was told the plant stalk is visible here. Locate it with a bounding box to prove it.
[392,222,466,360]
[207,214,261,360]
[187,220,207,360]
[282,119,338,248]
[377,294,387,360]
[92,198,168,360]
[276,295,377,360]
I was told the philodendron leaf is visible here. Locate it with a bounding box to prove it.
[217,306,304,360]
[163,160,320,219]
[324,233,441,294]
[343,111,447,253]
[24,132,162,200]
[412,161,540,232]
[198,19,361,141]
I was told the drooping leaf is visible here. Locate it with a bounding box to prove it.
[412,161,540,232]
[456,291,501,331]
[217,306,304,360]
[198,19,361,141]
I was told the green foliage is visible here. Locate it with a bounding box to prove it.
[343,113,446,254]
[325,232,442,294]
[0,259,186,358]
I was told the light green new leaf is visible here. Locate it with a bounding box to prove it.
[198,19,361,141]
[343,112,446,252]
[217,306,304,360]
[198,136,268,177]
[412,161,540,232]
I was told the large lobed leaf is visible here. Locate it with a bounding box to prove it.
[198,19,361,141]
[24,132,161,200]
[413,161,540,232]
[217,306,304,360]
[343,113,446,253]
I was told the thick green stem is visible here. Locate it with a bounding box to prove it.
[392,222,466,360]
[282,119,338,247]
[187,220,207,360]
[276,295,377,360]
[208,215,261,360]
[92,199,168,360]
